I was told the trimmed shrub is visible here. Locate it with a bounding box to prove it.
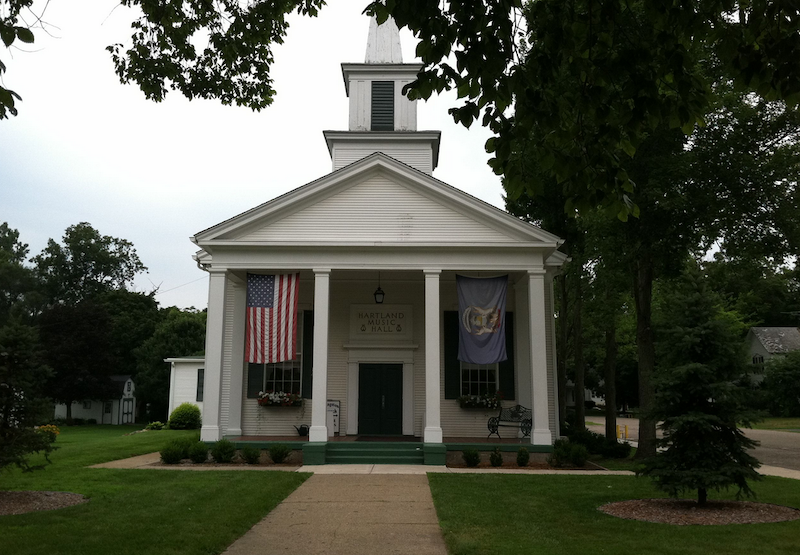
[145,421,165,431]
[210,439,236,463]
[601,439,632,459]
[567,428,606,454]
[172,436,197,459]
[516,447,530,467]
[548,439,589,468]
[87,418,97,425]
[71,418,85,426]
[160,442,185,464]
[462,449,480,467]
[188,441,209,463]
[268,444,292,464]
[489,448,503,467]
[168,403,202,430]
[241,445,262,465]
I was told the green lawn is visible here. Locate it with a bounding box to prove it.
[0,425,309,555]
[429,474,800,555]
[752,417,800,431]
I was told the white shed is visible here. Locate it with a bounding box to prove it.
[165,356,205,420]
[54,375,137,424]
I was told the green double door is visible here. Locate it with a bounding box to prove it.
[358,363,403,435]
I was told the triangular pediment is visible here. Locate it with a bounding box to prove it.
[194,153,561,248]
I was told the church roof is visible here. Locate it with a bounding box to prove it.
[750,327,800,354]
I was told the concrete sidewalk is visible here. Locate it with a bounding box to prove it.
[222,474,448,555]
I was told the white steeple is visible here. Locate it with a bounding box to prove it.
[365,17,403,63]
[323,17,441,174]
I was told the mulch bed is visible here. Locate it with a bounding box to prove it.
[0,491,87,516]
[600,498,800,525]
[446,461,606,470]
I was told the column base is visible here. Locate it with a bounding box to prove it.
[423,426,443,443]
[200,425,221,442]
[531,429,552,445]
[309,425,329,442]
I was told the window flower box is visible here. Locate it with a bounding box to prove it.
[257,391,302,407]
[458,392,502,410]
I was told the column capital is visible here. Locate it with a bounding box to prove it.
[207,267,229,276]
[423,269,441,276]
[526,268,547,277]
[313,268,332,276]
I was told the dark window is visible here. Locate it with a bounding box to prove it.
[104,402,112,414]
[247,311,314,399]
[371,81,394,131]
[82,401,92,410]
[444,311,515,400]
[461,363,498,396]
[196,369,205,402]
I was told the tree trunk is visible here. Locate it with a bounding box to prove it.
[573,269,586,430]
[65,400,73,422]
[633,257,657,459]
[698,487,708,506]
[604,307,618,441]
[557,274,568,431]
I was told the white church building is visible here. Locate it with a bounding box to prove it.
[189,18,565,464]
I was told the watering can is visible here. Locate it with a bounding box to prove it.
[294,424,309,437]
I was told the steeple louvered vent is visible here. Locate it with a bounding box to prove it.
[371,81,394,131]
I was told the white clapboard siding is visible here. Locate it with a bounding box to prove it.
[333,146,431,173]
[172,369,202,413]
[239,175,514,243]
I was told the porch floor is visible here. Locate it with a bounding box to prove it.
[228,435,534,444]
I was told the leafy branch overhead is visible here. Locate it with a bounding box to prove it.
[0,0,35,119]
[107,0,326,109]
[4,1,800,217]
[367,0,800,218]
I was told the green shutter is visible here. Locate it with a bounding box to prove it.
[444,311,460,399]
[499,312,515,400]
[302,310,313,398]
[246,364,262,398]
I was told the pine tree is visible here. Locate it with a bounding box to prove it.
[638,262,761,505]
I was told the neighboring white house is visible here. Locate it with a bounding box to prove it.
[165,356,205,419]
[189,17,565,463]
[746,327,800,382]
[54,375,136,425]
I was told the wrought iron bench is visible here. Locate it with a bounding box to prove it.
[487,404,532,439]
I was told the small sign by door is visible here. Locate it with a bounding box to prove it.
[326,400,340,437]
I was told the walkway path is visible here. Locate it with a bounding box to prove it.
[221,474,448,555]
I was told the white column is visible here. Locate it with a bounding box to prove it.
[423,269,443,443]
[225,276,246,437]
[309,269,331,442]
[201,269,227,442]
[528,269,553,445]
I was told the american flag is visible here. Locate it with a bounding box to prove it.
[245,273,300,364]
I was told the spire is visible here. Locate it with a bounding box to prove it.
[365,17,402,63]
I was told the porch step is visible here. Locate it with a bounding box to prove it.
[325,442,424,465]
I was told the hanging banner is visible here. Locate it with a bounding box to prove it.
[457,275,508,364]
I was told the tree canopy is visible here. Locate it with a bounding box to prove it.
[33,222,146,305]
[6,1,800,216]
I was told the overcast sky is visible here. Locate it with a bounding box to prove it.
[1,1,504,310]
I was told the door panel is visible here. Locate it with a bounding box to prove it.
[122,399,134,424]
[358,364,403,435]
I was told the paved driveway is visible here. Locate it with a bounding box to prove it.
[586,416,800,471]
